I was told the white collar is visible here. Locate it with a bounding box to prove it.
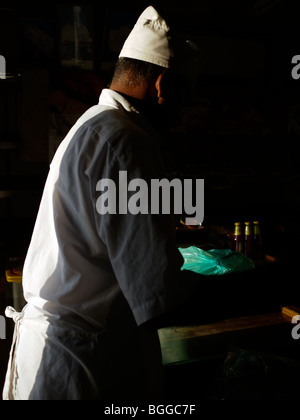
[99,89,140,114]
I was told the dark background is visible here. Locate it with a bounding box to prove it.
[1,0,300,262]
[0,0,300,398]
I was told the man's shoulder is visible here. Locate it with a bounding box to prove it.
[83,105,147,140]
[79,105,157,158]
[58,96,162,174]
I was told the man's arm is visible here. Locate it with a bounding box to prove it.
[141,269,214,330]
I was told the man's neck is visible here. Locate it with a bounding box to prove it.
[109,81,149,101]
[113,90,167,132]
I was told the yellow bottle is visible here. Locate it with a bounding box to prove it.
[234,222,243,253]
[244,222,252,258]
[253,221,263,259]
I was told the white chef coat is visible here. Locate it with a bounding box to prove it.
[3,89,186,400]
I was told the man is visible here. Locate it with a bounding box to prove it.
[3,6,200,400]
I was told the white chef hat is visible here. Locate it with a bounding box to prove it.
[119,6,200,81]
[119,6,173,68]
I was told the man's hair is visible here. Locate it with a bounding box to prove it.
[112,57,165,88]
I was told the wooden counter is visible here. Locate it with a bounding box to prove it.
[159,308,300,399]
[158,311,293,365]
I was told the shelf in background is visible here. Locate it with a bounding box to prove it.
[0,142,17,150]
[0,190,42,199]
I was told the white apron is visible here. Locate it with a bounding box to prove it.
[3,304,164,400]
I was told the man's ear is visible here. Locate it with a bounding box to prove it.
[155,70,168,105]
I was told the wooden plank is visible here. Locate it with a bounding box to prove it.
[281,306,300,320]
[158,312,291,366]
[159,312,288,342]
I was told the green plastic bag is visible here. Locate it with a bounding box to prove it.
[179,246,255,276]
